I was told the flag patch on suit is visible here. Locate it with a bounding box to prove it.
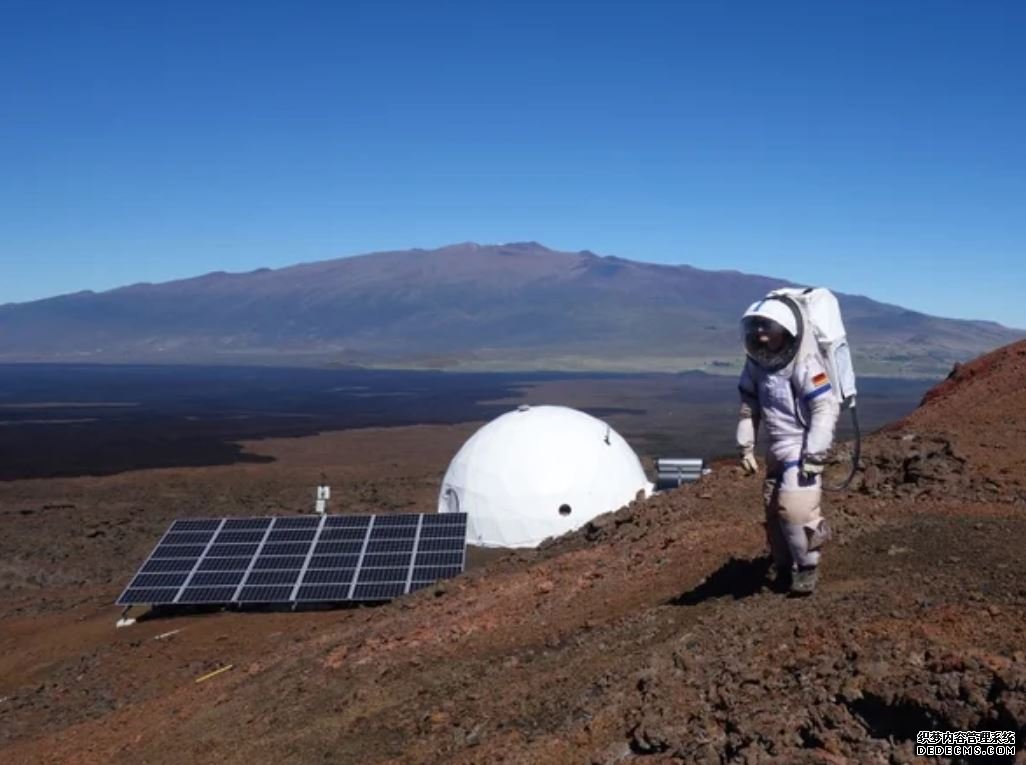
[804,371,833,402]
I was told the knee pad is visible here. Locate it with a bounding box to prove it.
[775,487,822,527]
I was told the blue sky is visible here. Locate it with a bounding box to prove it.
[2,0,1024,327]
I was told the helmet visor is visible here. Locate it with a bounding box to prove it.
[743,316,797,370]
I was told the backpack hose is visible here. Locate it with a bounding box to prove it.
[824,404,861,493]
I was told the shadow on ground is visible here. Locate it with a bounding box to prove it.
[669,555,773,605]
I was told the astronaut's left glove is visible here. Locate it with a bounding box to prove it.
[799,452,829,483]
[740,448,759,476]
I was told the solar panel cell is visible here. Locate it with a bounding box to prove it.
[178,586,238,603]
[313,541,363,555]
[318,528,367,541]
[214,530,265,544]
[253,555,307,570]
[323,516,369,529]
[369,526,417,541]
[373,514,420,527]
[198,557,251,571]
[414,551,464,567]
[245,570,301,586]
[366,539,414,554]
[266,529,317,542]
[362,552,414,568]
[260,541,311,556]
[417,537,463,552]
[301,568,355,584]
[190,571,246,587]
[357,566,409,583]
[207,543,260,557]
[238,585,296,602]
[419,524,465,539]
[309,553,361,569]
[274,516,321,529]
[141,558,197,573]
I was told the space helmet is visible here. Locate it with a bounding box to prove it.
[741,297,802,371]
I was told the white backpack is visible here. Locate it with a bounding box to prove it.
[768,287,857,409]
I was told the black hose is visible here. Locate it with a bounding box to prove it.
[826,404,860,492]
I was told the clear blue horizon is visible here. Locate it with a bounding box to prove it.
[2,1,1023,327]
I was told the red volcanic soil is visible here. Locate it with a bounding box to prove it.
[904,338,1026,484]
[2,345,1026,764]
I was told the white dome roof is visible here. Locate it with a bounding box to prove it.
[438,405,653,548]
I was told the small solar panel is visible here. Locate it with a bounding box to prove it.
[117,513,467,607]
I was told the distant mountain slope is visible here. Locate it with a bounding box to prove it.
[0,242,1021,374]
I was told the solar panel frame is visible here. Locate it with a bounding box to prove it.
[403,513,425,593]
[346,514,376,599]
[288,513,327,601]
[117,512,467,607]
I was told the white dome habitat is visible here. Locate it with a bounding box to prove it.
[438,405,653,548]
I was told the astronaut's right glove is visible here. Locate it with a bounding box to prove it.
[799,452,828,484]
[740,448,758,476]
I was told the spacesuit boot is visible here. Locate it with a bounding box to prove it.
[790,565,819,595]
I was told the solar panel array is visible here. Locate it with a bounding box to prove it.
[117,513,467,606]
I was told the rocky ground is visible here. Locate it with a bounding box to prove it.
[2,342,1025,764]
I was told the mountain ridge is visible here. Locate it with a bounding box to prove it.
[0,242,1021,375]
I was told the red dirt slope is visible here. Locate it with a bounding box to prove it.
[851,339,1026,505]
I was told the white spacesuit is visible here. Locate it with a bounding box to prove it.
[736,296,840,595]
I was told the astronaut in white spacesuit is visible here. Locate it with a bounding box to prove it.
[736,297,840,595]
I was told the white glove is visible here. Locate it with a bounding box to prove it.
[740,449,758,475]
